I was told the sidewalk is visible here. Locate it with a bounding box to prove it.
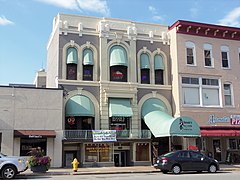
[19,164,240,177]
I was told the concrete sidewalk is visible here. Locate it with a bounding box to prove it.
[19,164,240,177]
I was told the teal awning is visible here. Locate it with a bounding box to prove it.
[83,49,94,65]
[142,98,200,137]
[140,53,150,69]
[110,46,128,66]
[154,55,164,70]
[65,95,94,117]
[109,98,133,117]
[67,47,78,64]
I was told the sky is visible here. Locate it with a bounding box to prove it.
[1,0,240,85]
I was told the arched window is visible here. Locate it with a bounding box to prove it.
[66,47,78,80]
[140,53,150,84]
[109,45,128,82]
[154,55,164,85]
[83,48,94,81]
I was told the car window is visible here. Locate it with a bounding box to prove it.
[178,151,190,158]
[190,151,203,159]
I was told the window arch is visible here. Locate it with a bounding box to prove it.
[154,54,164,85]
[140,53,150,84]
[82,48,94,81]
[109,45,128,82]
[66,47,78,80]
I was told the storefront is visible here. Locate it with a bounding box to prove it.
[14,130,56,156]
[199,115,240,163]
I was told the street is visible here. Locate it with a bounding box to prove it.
[15,171,240,180]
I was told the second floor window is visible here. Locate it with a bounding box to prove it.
[224,84,232,106]
[66,47,78,80]
[83,48,94,81]
[221,46,230,68]
[110,45,128,82]
[140,53,150,84]
[204,44,213,67]
[154,54,164,85]
[186,41,195,65]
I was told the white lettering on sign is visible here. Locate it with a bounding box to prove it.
[208,115,230,124]
[230,115,240,125]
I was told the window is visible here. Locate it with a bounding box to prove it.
[110,46,128,82]
[203,44,213,67]
[66,47,78,80]
[140,53,150,84]
[154,55,164,85]
[182,77,220,106]
[136,143,150,161]
[185,41,195,65]
[85,144,113,162]
[83,49,94,81]
[221,46,230,68]
[224,84,232,106]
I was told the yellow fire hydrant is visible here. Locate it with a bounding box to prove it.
[71,158,79,172]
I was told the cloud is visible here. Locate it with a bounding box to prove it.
[0,16,14,26]
[37,0,110,16]
[148,5,164,22]
[218,7,240,27]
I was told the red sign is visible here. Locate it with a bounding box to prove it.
[67,117,75,125]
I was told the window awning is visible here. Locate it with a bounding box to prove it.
[67,47,78,64]
[83,49,94,65]
[154,55,164,70]
[109,98,133,117]
[110,46,128,66]
[200,126,240,136]
[140,54,150,69]
[65,95,95,117]
[142,98,200,137]
[14,130,56,138]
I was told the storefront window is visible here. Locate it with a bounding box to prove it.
[85,143,113,162]
[136,143,149,161]
[20,138,47,156]
[229,139,239,149]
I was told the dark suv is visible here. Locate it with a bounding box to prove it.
[154,150,219,174]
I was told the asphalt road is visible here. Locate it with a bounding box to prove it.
[14,171,240,180]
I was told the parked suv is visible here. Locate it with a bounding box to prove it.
[154,150,219,174]
[0,152,28,179]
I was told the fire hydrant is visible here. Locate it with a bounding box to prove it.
[71,158,79,172]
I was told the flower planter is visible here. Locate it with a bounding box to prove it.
[30,165,48,173]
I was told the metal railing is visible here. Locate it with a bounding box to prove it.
[63,130,151,140]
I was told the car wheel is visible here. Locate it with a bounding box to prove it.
[162,170,168,174]
[208,164,217,173]
[1,165,17,179]
[172,165,181,174]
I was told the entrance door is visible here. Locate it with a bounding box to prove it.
[65,151,77,167]
[114,151,126,166]
[213,139,221,161]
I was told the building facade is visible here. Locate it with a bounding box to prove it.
[46,14,200,167]
[169,20,240,163]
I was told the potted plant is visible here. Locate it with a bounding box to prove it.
[28,148,51,173]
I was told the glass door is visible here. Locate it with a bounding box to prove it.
[213,139,221,161]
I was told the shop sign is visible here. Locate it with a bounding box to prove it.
[92,130,117,142]
[111,117,126,123]
[208,114,240,125]
[230,115,240,125]
[86,146,109,153]
[29,135,42,138]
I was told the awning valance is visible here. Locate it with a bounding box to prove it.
[109,98,133,117]
[200,126,240,136]
[142,98,200,137]
[110,46,128,66]
[83,49,94,65]
[65,95,95,117]
[140,53,150,69]
[67,47,78,64]
[14,130,56,138]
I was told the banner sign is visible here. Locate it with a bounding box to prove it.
[92,130,117,142]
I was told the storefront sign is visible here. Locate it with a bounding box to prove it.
[29,135,43,138]
[230,115,240,125]
[208,115,230,124]
[92,130,117,142]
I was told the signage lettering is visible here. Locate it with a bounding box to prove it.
[208,115,230,124]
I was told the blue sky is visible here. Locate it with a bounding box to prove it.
[1,0,240,85]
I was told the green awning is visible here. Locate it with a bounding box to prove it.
[142,98,200,137]
[83,49,94,65]
[140,53,150,69]
[65,95,94,117]
[109,98,133,117]
[67,47,78,64]
[110,46,128,66]
[154,55,164,70]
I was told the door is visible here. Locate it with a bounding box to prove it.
[65,151,77,167]
[114,151,127,166]
[213,139,221,161]
[114,153,120,166]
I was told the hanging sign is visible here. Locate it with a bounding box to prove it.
[92,130,117,142]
